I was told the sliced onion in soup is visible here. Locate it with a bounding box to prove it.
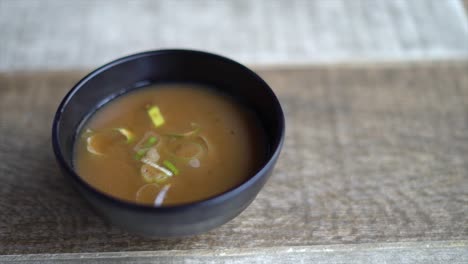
[85,128,134,155]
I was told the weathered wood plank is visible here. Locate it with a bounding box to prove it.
[0,241,467,264]
[0,0,467,71]
[0,62,467,255]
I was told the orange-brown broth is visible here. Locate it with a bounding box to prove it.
[74,84,266,206]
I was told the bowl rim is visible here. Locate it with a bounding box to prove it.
[52,49,285,212]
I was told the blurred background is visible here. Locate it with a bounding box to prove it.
[0,0,467,71]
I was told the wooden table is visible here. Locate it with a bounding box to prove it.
[1,0,467,71]
[0,62,467,263]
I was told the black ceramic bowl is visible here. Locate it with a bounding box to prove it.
[52,49,284,237]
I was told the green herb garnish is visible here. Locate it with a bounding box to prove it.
[147,105,165,128]
[163,160,179,175]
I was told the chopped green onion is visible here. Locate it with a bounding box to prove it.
[133,131,159,152]
[137,149,147,155]
[135,183,159,203]
[134,136,159,160]
[163,160,179,175]
[141,157,173,177]
[86,136,103,155]
[84,128,136,156]
[147,105,165,128]
[166,123,201,138]
[134,148,148,160]
[114,128,135,143]
[83,129,101,155]
[154,174,170,184]
[163,140,205,162]
[145,136,158,147]
[140,165,170,184]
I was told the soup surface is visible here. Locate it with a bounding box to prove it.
[74,84,266,206]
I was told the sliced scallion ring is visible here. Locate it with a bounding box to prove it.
[141,157,173,177]
[133,131,159,152]
[134,148,147,160]
[81,128,94,139]
[114,128,135,143]
[140,164,170,184]
[145,147,160,162]
[133,132,160,160]
[154,184,171,207]
[84,128,135,155]
[166,122,200,138]
[135,183,160,203]
[163,140,205,162]
[163,160,179,175]
[145,136,158,147]
[86,136,103,155]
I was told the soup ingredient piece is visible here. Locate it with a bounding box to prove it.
[197,135,211,152]
[145,147,160,162]
[147,105,165,127]
[134,149,147,161]
[114,128,135,143]
[165,140,205,161]
[81,128,94,139]
[135,143,160,161]
[134,132,159,152]
[133,132,160,160]
[189,158,200,168]
[86,136,103,155]
[154,184,171,207]
[160,135,208,169]
[141,157,173,177]
[146,136,158,146]
[140,164,171,183]
[163,160,179,175]
[135,183,159,203]
[166,122,200,138]
[86,128,134,155]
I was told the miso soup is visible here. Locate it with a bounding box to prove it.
[74,84,267,206]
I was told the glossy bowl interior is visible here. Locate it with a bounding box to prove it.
[52,49,284,237]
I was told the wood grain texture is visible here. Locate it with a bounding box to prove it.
[0,62,467,255]
[0,0,467,71]
[1,241,467,263]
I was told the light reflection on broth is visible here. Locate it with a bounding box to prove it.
[74,84,267,206]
